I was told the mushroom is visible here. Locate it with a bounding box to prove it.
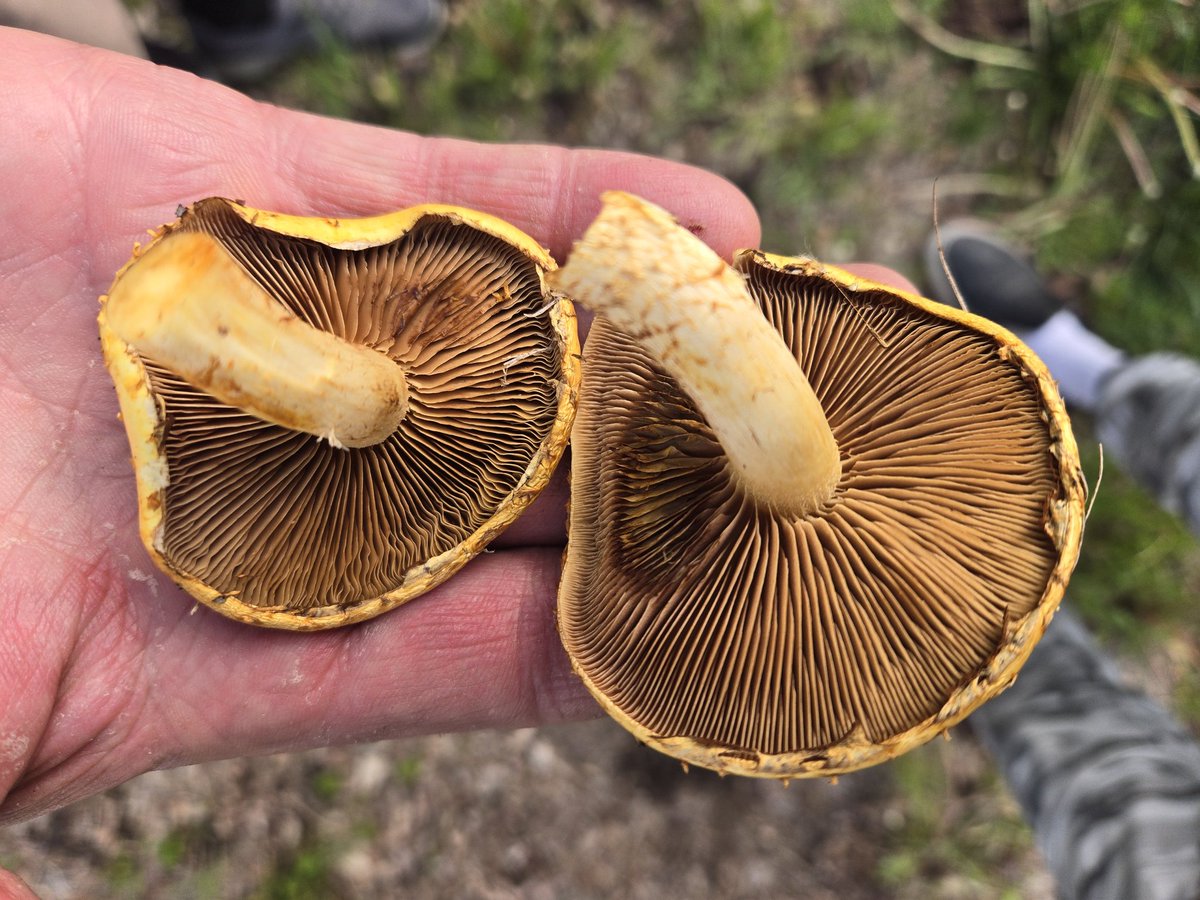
[100,198,579,630]
[553,192,1084,778]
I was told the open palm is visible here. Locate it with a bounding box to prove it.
[0,26,763,847]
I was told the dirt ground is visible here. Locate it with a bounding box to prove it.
[1,717,1054,898]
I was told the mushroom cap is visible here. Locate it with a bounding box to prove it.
[559,251,1084,777]
[101,198,579,630]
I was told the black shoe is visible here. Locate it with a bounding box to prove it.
[923,219,1061,331]
[183,0,447,83]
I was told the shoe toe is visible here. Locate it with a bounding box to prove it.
[924,220,1061,331]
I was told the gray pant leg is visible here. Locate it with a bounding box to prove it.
[971,609,1200,900]
[974,354,1200,898]
[1097,352,1200,535]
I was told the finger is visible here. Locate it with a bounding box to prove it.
[146,549,594,750]
[0,31,759,279]
[842,262,920,295]
[2,546,595,824]
[3,27,759,547]
[0,868,36,900]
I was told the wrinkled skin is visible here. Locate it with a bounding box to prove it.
[0,26,911,894]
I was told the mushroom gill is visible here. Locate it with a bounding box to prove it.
[555,194,1083,778]
[100,198,579,628]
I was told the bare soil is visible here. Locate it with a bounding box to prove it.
[1,718,1054,898]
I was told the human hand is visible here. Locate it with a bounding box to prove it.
[0,26,915,864]
[0,25,760,836]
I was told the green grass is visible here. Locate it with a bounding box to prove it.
[879,744,1037,898]
[156,829,189,869]
[309,767,343,803]
[394,754,422,788]
[151,821,221,873]
[261,1,926,254]
[104,853,142,895]
[254,844,334,900]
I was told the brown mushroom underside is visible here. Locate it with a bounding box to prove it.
[142,201,563,610]
[561,258,1062,755]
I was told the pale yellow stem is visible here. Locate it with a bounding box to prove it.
[556,192,840,516]
[103,230,408,448]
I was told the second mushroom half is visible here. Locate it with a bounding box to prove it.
[554,192,1084,778]
[101,198,579,629]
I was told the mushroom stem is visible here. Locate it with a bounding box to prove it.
[102,230,408,448]
[555,192,840,516]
